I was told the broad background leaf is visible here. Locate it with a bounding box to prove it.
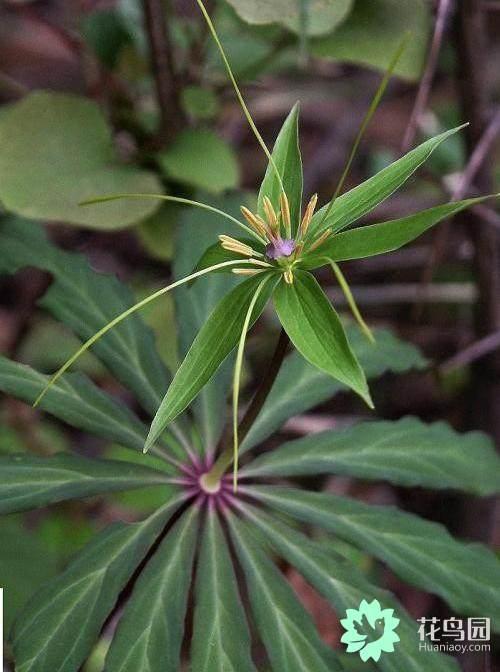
[0,217,171,417]
[312,0,431,81]
[12,491,183,672]
[246,505,459,672]
[82,9,132,69]
[0,516,58,632]
[104,507,199,672]
[229,513,343,671]
[191,510,257,672]
[242,326,426,451]
[0,357,169,460]
[158,129,239,194]
[136,204,176,262]
[181,85,220,120]
[225,0,353,36]
[0,92,161,229]
[254,486,500,627]
[243,416,500,495]
[0,453,171,514]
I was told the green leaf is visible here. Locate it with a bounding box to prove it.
[136,204,175,262]
[0,357,165,459]
[158,129,239,194]
[224,0,353,36]
[309,126,466,238]
[312,0,431,81]
[242,327,426,451]
[0,453,171,514]
[258,104,303,234]
[246,506,459,672]
[174,195,243,450]
[146,273,277,452]
[82,10,132,69]
[306,196,494,267]
[0,516,58,632]
[103,445,175,514]
[243,416,500,495]
[0,218,171,417]
[0,92,161,229]
[181,85,220,120]
[104,507,199,672]
[253,486,500,626]
[12,491,184,672]
[273,270,372,407]
[228,513,343,671]
[191,509,257,672]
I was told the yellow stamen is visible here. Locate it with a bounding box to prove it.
[263,196,279,235]
[284,269,294,284]
[232,268,264,276]
[280,192,291,237]
[308,227,332,253]
[299,193,318,239]
[240,206,270,239]
[219,235,255,257]
[248,258,273,268]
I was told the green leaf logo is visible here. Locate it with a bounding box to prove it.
[340,598,400,662]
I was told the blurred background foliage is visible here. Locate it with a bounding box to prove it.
[0,0,499,670]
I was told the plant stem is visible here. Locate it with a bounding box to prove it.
[142,0,185,144]
[203,329,290,487]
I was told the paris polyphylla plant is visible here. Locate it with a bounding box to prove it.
[33,0,497,494]
[2,2,500,671]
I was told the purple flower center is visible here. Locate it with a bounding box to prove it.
[265,238,296,260]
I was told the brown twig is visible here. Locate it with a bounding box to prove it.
[141,0,186,145]
[455,8,500,366]
[451,14,499,672]
[452,109,500,199]
[327,282,477,305]
[413,107,500,319]
[188,0,215,78]
[0,70,29,97]
[439,329,500,374]
[474,204,500,231]
[15,4,83,55]
[401,0,455,153]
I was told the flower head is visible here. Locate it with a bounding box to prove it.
[265,238,295,260]
[229,191,330,285]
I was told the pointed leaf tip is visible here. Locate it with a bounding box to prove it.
[258,104,303,233]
